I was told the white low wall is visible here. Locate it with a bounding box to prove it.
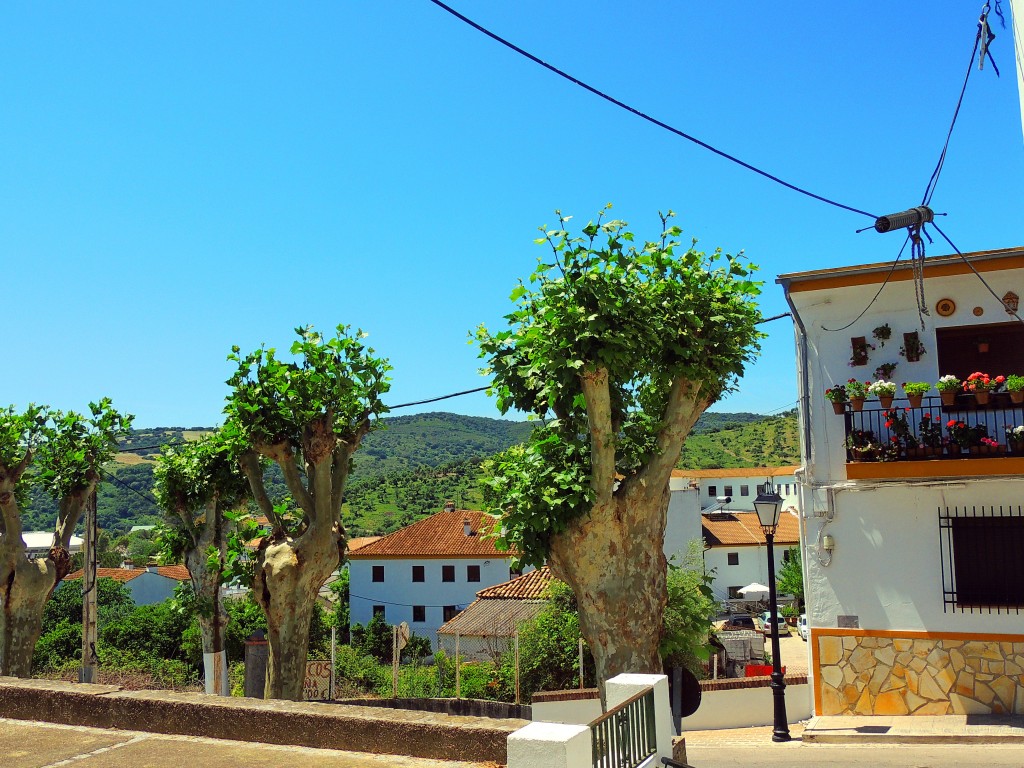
[530,677,813,732]
[682,680,812,730]
[532,697,602,725]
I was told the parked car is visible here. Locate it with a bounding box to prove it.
[718,614,758,632]
[760,611,791,637]
[798,614,808,641]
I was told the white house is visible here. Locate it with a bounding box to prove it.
[347,503,520,649]
[701,509,799,607]
[671,466,800,513]
[64,564,190,605]
[23,531,83,558]
[780,246,1024,717]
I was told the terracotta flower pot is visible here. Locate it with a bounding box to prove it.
[850,447,876,461]
[850,396,865,412]
[830,401,846,415]
[1010,391,1024,404]
[878,395,894,409]
[940,391,956,406]
[975,391,991,405]
[906,394,924,408]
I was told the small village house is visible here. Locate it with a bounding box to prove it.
[64,563,191,605]
[781,246,1024,716]
[347,503,521,648]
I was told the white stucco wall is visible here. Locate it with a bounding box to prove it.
[125,572,181,605]
[348,556,514,648]
[802,479,1024,635]
[691,474,799,512]
[704,541,792,604]
[664,485,702,560]
[787,257,1024,637]
[682,682,812,730]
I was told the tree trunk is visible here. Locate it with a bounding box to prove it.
[253,530,337,700]
[548,484,669,698]
[185,546,229,696]
[0,547,58,677]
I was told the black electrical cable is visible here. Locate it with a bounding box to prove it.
[100,467,162,508]
[821,235,912,332]
[920,23,981,207]
[930,223,1024,325]
[425,0,877,220]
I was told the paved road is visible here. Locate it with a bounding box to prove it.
[0,719,488,768]
[684,725,1024,768]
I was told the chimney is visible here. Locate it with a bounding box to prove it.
[463,518,472,536]
[443,500,456,513]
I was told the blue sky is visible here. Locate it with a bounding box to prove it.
[4,2,1022,427]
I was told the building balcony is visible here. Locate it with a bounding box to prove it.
[839,394,1024,480]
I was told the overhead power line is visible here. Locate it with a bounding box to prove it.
[425,0,877,220]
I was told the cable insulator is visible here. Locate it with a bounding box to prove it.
[874,206,935,233]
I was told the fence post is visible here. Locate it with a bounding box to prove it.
[578,637,584,689]
[330,625,336,700]
[455,633,461,699]
[514,631,521,705]
[605,674,675,765]
[392,626,399,698]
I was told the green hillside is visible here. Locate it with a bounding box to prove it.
[19,410,798,536]
[677,410,800,469]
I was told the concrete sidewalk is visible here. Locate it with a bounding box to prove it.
[802,714,1024,744]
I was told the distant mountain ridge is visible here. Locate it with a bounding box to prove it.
[21,410,798,535]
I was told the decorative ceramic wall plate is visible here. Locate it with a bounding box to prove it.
[935,298,956,317]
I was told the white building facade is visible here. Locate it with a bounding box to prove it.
[781,247,1024,717]
[347,506,518,649]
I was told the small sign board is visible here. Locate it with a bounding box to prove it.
[397,621,411,651]
[303,659,332,701]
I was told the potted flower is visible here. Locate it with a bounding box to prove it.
[946,419,972,455]
[975,436,1003,456]
[962,372,1005,405]
[874,361,898,380]
[846,429,878,461]
[936,375,961,406]
[872,323,892,348]
[883,408,916,458]
[825,383,848,415]
[902,381,931,408]
[868,379,897,409]
[899,333,926,362]
[1006,425,1024,453]
[916,413,944,457]
[846,379,869,411]
[849,339,874,367]
[1004,375,1024,404]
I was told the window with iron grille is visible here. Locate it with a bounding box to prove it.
[708,485,717,497]
[411,565,424,582]
[723,485,733,497]
[443,605,459,622]
[442,565,455,582]
[467,565,481,582]
[727,552,739,566]
[740,485,749,497]
[412,605,425,623]
[939,505,1024,613]
[372,565,384,583]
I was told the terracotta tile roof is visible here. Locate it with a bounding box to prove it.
[347,536,381,552]
[701,510,800,547]
[476,566,553,600]
[64,566,191,583]
[672,465,801,480]
[155,565,191,581]
[436,597,546,638]
[347,509,512,559]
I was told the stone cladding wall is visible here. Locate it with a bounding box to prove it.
[816,633,1024,715]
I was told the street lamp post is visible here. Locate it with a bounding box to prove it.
[754,479,791,743]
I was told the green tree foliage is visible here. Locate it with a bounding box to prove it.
[776,546,804,609]
[224,324,392,699]
[33,579,135,670]
[661,541,718,675]
[350,613,431,663]
[478,207,763,682]
[498,580,595,700]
